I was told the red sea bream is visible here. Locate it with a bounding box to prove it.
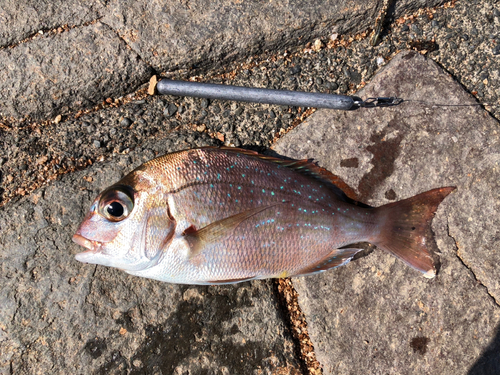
[73,147,454,284]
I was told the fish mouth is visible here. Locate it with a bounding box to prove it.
[73,234,102,262]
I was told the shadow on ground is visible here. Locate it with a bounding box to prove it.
[468,323,500,375]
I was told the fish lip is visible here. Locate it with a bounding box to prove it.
[73,234,105,264]
[72,234,101,254]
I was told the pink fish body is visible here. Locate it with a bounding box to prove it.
[73,147,454,284]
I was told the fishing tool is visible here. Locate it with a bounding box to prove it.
[151,77,404,111]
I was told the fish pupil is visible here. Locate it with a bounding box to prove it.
[107,202,124,217]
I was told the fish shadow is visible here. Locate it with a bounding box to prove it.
[468,323,500,375]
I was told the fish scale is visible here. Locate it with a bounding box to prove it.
[146,148,368,281]
[73,147,455,284]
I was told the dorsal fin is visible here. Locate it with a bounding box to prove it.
[202,146,359,202]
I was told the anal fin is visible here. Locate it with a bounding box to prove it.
[292,248,362,277]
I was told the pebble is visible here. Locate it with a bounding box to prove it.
[93,140,101,148]
[411,24,422,34]
[289,65,301,75]
[325,81,338,90]
[120,118,132,127]
[165,103,178,116]
[201,98,209,108]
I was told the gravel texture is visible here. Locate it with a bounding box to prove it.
[1,0,500,374]
[103,0,446,71]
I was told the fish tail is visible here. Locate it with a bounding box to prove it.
[373,187,455,278]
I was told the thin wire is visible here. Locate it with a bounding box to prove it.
[402,99,496,107]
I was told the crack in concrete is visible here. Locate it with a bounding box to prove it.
[275,278,323,375]
[86,265,100,319]
[0,17,104,51]
[10,291,22,326]
[446,217,500,308]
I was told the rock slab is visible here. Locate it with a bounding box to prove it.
[0,0,104,47]
[0,22,151,120]
[274,50,500,374]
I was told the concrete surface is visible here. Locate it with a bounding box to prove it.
[274,50,500,374]
[0,22,151,120]
[0,0,447,120]
[0,0,104,47]
[1,0,500,374]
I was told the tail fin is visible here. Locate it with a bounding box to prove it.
[374,187,455,278]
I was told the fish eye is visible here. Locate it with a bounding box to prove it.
[106,201,124,217]
[98,187,134,222]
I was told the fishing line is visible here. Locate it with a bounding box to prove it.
[400,99,495,108]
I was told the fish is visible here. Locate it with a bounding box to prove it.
[73,146,455,284]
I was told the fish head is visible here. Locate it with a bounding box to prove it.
[73,172,175,272]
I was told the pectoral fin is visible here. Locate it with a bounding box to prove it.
[183,204,280,258]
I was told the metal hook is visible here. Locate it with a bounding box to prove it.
[355,97,404,108]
